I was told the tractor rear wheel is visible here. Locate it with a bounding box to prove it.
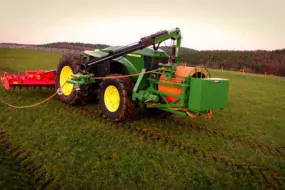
[98,74,137,122]
[55,53,93,105]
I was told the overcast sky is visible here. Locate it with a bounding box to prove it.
[0,0,284,50]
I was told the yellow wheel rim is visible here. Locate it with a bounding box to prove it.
[104,85,120,112]
[60,66,74,96]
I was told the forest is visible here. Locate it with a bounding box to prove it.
[161,47,285,76]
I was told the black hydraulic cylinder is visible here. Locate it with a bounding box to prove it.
[83,30,168,69]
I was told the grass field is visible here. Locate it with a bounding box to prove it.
[0,48,285,189]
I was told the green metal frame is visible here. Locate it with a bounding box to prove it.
[132,65,211,116]
[66,73,96,87]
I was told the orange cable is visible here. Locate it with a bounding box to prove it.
[0,92,58,109]
[0,82,66,109]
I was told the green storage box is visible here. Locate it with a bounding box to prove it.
[188,77,229,112]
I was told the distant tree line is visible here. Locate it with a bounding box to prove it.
[39,42,109,51]
[161,47,285,76]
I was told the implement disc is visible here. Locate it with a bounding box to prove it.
[1,72,10,90]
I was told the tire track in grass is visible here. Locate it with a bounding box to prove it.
[0,130,59,189]
[156,117,285,158]
[139,109,285,156]
[65,105,285,189]
[133,112,285,160]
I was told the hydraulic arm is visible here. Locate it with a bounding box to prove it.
[82,28,182,71]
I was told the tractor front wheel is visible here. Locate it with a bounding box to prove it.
[98,74,137,122]
[55,53,93,105]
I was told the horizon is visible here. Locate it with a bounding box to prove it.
[1,42,285,52]
[1,0,284,51]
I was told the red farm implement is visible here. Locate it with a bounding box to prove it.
[1,70,56,90]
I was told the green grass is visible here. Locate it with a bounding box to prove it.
[0,146,35,189]
[0,47,285,189]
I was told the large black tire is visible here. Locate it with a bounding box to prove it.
[55,53,94,105]
[98,74,137,122]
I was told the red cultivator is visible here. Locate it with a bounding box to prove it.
[1,70,56,90]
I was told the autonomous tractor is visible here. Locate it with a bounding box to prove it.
[1,27,230,122]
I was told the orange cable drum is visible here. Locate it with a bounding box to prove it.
[158,66,210,104]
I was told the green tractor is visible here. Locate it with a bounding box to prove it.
[55,27,230,122]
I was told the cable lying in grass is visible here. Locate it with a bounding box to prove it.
[0,82,67,109]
